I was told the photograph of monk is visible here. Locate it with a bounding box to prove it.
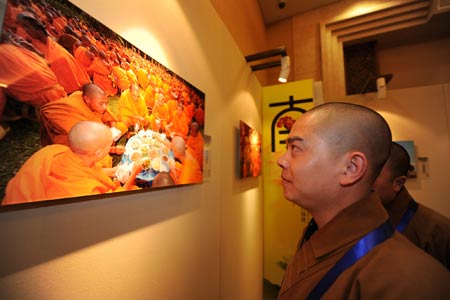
[239,120,261,178]
[0,0,205,206]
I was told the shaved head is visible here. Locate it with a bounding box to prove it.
[82,83,107,114]
[68,121,112,158]
[171,136,186,159]
[82,83,105,98]
[384,142,411,179]
[303,102,392,181]
[152,171,175,188]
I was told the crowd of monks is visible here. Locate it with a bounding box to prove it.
[0,0,205,204]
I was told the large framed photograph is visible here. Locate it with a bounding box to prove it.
[0,0,205,208]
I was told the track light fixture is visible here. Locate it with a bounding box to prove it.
[278,55,290,83]
[360,73,393,98]
[245,46,290,83]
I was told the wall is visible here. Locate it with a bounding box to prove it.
[210,0,270,85]
[257,5,450,290]
[262,0,450,216]
[378,38,450,90]
[0,1,263,300]
[330,84,450,217]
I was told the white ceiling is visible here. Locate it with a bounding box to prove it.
[257,0,341,24]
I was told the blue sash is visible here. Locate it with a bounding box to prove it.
[306,220,394,300]
[396,199,418,232]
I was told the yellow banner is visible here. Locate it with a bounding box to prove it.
[262,79,314,286]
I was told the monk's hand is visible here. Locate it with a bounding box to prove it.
[131,159,144,175]
[110,127,122,141]
[153,134,161,142]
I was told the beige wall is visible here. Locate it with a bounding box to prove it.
[210,0,270,85]
[262,0,450,216]
[0,1,263,300]
[328,84,450,217]
[378,38,450,89]
[260,3,450,288]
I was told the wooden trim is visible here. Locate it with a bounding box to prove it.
[320,0,432,99]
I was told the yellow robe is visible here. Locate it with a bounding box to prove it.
[117,88,150,127]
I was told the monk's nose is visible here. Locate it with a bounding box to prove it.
[277,155,289,169]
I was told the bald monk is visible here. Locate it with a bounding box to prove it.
[144,83,157,109]
[126,68,138,86]
[17,12,91,94]
[166,95,179,119]
[276,103,450,300]
[87,51,117,97]
[2,0,23,33]
[2,121,142,205]
[117,83,151,129]
[40,83,127,146]
[149,92,169,132]
[374,142,450,269]
[170,136,202,185]
[152,171,175,188]
[194,103,205,127]
[136,67,149,90]
[166,102,189,137]
[0,43,66,108]
[112,63,131,92]
[74,35,95,72]
[186,122,204,170]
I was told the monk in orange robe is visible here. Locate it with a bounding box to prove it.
[52,13,68,37]
[166,96,178,120]
[117,83,151,129]
[74,36,95,72]
[112,64,131,92]
[0,43,67,108]
[186,122,204,170]
[17,12,91,94]
[194,103,205,127]
[144,83,157,109]
[57,33,80,55]
[137,67,149,89]
[40,83,127,145]
[184,99,195,122]
[2,121,142,205]
[126,69,138,85]
[87,51,117,96]
[166,102,189,137]
[149,92,170,132]
[169,136,202,185]
[2,0,23,33]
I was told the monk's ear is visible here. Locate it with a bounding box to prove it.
[95,148,103,159]
[393,175,406,192]
[339,151,367,186]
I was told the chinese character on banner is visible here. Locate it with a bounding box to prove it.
[262,79,315,288]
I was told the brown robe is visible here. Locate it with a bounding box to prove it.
[385,187,450,269]
[278,193,450,300]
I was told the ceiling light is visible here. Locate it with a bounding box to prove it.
[245,46,290,83]
[278,55,290,83]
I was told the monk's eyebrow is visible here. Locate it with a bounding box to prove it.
[286,137,304,145]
